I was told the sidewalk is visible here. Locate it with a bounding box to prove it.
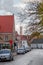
[13,52,17,56]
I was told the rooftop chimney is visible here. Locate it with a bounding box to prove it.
[20,26,22,35]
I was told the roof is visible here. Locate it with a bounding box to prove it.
[32,38,43,43]
[0,15,14,33]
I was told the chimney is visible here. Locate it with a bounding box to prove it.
[20,26,22,35]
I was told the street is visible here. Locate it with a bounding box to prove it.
[0,49,43,65]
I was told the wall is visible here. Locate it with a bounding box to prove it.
[31,43,43,49]
[0,33,13,44]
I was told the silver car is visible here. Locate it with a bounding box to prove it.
[0,49,14,61]
[24,46,31,52]
[17,46,25,54]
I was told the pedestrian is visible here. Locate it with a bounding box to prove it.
[14,42,17,52]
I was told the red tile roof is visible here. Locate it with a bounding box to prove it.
[0,15,14,33]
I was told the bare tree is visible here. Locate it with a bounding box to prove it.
[15,2,43,35]
[14,2,40,34]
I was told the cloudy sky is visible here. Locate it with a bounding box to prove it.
[14,0,26,35]
[0,0,42,35]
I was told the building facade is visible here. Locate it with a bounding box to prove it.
[31,38,43,49]
[0,15,14,49]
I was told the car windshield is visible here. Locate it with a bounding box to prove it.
[0,50,10,54]
[18,47,24,50]
[18,48,23,50]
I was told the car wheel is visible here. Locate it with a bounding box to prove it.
[23,52,25,54]
[9,58,11,61]
[25,51,27,53]
[12,57,13,61]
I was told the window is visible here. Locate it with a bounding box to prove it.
[4,35,8,41]
[0,37,3,40]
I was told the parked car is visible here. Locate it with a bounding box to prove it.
[0,49,14,61]
[24,45,31,52]
[22,40,31,52]
[17,46,25,54]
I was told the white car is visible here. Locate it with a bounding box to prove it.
[17,46,25,54]
[22,40,31,52]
